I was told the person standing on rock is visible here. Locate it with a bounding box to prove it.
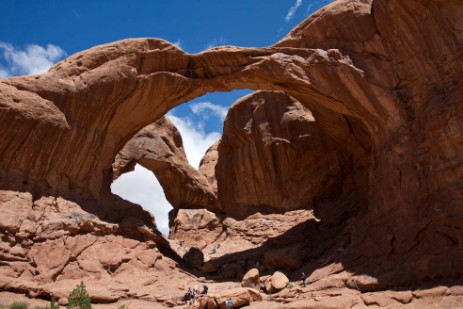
[301,272,306,287]
[183,289,191,305]
[226,298,233,309]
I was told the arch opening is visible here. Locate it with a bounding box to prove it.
[109,85,373,241]
[110,89,255,236]
[111,164,172,235]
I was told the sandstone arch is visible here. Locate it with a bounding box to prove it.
[0,0,462,287]
[0,39,380,201]
[112,115,221,212]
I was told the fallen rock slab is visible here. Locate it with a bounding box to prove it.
[198,287,262,309]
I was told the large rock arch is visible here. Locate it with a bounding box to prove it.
[0,38,381,200]
[0,0,462,286]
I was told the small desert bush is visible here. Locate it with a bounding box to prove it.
[68,281,92,309]
[9,302,29,309]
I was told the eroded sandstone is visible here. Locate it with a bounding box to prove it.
[214,91,346,218]
[0,0,462,307]
[113,116,220,211]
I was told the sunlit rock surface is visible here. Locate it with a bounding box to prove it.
[0,0,462,307]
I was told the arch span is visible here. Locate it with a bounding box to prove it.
[0,39,389,200]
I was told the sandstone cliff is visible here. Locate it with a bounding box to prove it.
[215,91,345,219]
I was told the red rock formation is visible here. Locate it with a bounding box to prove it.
[117,90,335,219]
[113,116,220,211]
[215,90,345,218]
[0,190,196,306]
[198,142,219,195]
[0,0,462,306]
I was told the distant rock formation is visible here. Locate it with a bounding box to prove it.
[113,116,220,211]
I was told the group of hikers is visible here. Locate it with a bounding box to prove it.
[183,285,208,306]
[182,264,308,308]
[183,285,235,308]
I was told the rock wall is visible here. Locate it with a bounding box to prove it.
[215,91,346,218]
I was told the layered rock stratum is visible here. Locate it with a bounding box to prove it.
[1,0,463,307]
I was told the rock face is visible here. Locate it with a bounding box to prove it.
[113,116,220,211]
[0,0,462,306]
[198,142,219,195]
[0,190,197,306]
[215,90,344,218]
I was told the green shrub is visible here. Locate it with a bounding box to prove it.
[9,302,29,309]
[287,282,294,289]
[49,297,59,309]
[68,281,92,309]
[118,305,130,309]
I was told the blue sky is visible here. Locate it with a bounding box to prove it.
[1,0,334,234]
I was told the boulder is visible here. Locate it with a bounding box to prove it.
[183,247,204,269]
[169,209,223,250]
[264,272,289,293]
[197,287,262,309]
[241,268,260,290]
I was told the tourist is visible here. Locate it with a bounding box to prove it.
[183,290,191,304]
[202,285,208,294]
[226,298,233,309]
[301,272,306,287]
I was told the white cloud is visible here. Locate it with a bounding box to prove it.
[286,0,302,22]
[205,36,227,49]
[168,114,221,169]
[173,40,182,49]
[111,164,173,235]
[0,41,66,76]
[190,101,228,121]
[307,0,332,15]
[0,68,9,78]
[306,2,316,14]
